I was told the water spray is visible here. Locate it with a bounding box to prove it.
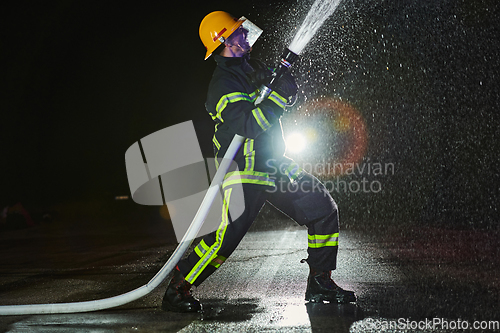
[0,0,341,316]
[255,0,341,105]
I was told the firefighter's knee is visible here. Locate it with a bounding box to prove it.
[293,180,337,226]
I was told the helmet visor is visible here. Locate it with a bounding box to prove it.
[239,17,263,47]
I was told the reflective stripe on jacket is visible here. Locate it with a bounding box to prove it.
[206,55,301,188]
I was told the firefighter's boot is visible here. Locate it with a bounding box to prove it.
[305,266,356,303]
[161,266,202,313]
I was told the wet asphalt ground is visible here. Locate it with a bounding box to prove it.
[0,202,499,332]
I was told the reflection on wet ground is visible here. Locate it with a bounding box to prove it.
[0,214,498,332]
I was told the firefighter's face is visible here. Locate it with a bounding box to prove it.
[226,26,251,57]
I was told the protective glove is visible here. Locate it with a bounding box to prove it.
[248,59,298,106]
[274,69,298,106]
[247,62,273,86]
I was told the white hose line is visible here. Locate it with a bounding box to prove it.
[0,135,246,316]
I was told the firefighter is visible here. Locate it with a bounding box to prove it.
[162,11,356,313]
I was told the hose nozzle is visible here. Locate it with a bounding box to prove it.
[255,48,300,105]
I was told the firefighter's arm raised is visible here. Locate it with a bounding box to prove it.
[209,77,288,139]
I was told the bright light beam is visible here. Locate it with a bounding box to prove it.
[286,132,307,153]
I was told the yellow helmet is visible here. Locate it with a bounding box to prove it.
[199,11,244,60]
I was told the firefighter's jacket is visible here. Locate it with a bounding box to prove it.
[206,55,302,191]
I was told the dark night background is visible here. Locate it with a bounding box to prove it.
[1,0,499,230]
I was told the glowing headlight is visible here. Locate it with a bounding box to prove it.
[286,132,307,153]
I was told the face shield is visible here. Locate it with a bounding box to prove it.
[239,16,263,48]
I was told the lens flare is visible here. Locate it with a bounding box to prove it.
[286,132,307,153]
[283,97,368,177]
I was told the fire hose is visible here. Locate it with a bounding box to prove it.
[0,0,341,314]
[0,49,300,316]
